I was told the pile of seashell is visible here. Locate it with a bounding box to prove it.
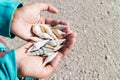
[28,24,67,65]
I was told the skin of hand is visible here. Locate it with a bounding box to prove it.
[11,2,69,40]
[16,29,76,79]
[12,2,76,79]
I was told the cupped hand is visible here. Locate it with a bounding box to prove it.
[12,2,69,40]
[16,30,76,79]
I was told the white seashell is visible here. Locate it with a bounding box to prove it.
[28,40,49,52]
[38,33,53,39]
[29,24,67,64]
[36,49,44,55]
[32,24,42,36]
[40,24,58,39]
[51,29,63,39]
[47,40,57,47]
[33,50,40,56]
[45,52,54,56]
[42,47,53,55]
[53,25,68,29]
[57,39,65,45]
[43,52,58,65]
[28,49,44,56]
[47,39,65,47]
[29,37,42,42]
[54,45,63,51]
[56,29,66,35]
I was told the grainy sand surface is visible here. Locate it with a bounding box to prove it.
[1,0,120,80]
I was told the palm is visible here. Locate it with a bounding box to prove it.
[12,2,76,79]
[11,3,66,40]
[16,31,75,79]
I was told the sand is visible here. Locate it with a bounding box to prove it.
[0,0,120,80]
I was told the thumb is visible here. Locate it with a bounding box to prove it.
[41,53,62,77]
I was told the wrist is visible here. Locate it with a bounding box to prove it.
[11,3,23,36]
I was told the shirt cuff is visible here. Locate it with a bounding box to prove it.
[0,1,23,38]
[0,49,18,80]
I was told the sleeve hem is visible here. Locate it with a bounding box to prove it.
[9,2,23,38]
[0,1,23,38]
[0,49,18,79]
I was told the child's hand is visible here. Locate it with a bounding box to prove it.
[16,30,76,79]
[11,2,69,40]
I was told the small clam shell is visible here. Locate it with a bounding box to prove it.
[28,40,49,52]
[43,52,58,65]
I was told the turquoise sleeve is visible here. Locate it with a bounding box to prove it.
[0,0,23,38]
[0,50,18,80]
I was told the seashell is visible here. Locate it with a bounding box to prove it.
[40,24,58,39]
[29,37,42,42]
[29,24,68,65]
[32,24,53,39]
[47,39,65,47]
[40,25,46,33]
[35,49,44,55]
[29,49,44,56]
[56,29,66,35]
[43,52,58,65]
[42,47,54,55]
[52,29,63,39]
[57,39,65,45]
[47,40,57,47]
[44,44,55,50]
[54,45,63,51]
[28,39,49,52]
[36,49,44,55]
[38,33,53,39]
[52,25,68,29]
[32,24,42,36]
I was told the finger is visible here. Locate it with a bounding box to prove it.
[45,18,69,26]
[41,32,76,76]
[45,18,59,26]
[41,53,61,77]
[38,3,58,13]
[58,21,70,26]
[59,32,76,57]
